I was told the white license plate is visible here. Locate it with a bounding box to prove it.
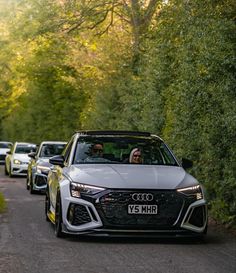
[128,205,158,215]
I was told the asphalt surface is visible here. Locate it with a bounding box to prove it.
[0,165,235,273]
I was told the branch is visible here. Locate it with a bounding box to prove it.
[66,17,86,33]
[142,0,160,29]
[130,0,141,28]
[96,0,115,35]
[121,0,131,15]
[65,1,118,34]
[114,10,131,23]
[88,9,110,30]
[0,63,12,73]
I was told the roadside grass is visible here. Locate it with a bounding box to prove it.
[0,192,6,213]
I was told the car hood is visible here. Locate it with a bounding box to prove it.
[37,158,50,166]
[0,148,10,154]
[13,154,31,163]
[66,164,198,190]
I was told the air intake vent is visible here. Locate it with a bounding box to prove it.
[67,203,91,226]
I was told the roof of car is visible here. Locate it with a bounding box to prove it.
[40,141,67,144]
[76,130,151,137]
[15,142,36,146]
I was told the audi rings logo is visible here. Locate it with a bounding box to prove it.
[131,193,154,202]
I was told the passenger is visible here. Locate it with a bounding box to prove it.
[129,148,143,164]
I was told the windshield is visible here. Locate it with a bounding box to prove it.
[15,145,37,154]
[0,142,12,149]
[73,136,178,166]
[39,143,66,158]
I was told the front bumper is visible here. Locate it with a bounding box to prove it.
[12,163,28,176]
[32,172,48,192]
[0,154,6,164]
[60,189,208,237]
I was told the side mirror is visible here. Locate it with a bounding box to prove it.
[182,158,193,169]
[28,152,36,159]
[49,155,65,167]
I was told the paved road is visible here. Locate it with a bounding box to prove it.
[0,166,235,273]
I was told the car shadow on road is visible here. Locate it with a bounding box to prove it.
[62,225,233,245]
[64,234,214,245]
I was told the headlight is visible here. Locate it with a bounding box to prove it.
[13,159,22,165]
[177,185,203,200]
[36,165,51,174]
[70,182,105,198]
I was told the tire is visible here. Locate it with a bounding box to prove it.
[26,175,30,190]
[55,192,65,238]
[203,224,208,235]
[45,189,50,222]
[4,164,8,175]
[30,183,35,194]
[196,224,208,243]
[29,175,35,194]
[9,164,13,178]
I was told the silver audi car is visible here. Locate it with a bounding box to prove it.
[46,131,207,238]
[27,141,67,193]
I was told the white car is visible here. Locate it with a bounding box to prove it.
[27,141,66,193]
[0,141,13,164]
[5,142,37,177]
[46,131,208,238]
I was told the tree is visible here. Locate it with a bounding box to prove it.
[148,0,236,224]
[46,0,161,71]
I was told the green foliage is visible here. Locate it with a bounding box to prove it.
[147,0,236,225]
[1,35,87,142]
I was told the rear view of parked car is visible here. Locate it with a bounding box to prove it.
[27,141,66,193]
[0,141,13,164]
[5,142,37,177]
[45,130,208,239]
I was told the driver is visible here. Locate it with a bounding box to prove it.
[91,143,104,158]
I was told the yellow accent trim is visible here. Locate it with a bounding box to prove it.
[48,211,55,224]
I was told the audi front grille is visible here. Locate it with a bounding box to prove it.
[0,155,6,160]
[91,190,196,229]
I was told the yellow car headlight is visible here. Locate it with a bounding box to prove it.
[13,159,22,165]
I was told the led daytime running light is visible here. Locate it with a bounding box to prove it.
[70,182,105,198]
[177,185,203,200]
[177,185,200,192]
